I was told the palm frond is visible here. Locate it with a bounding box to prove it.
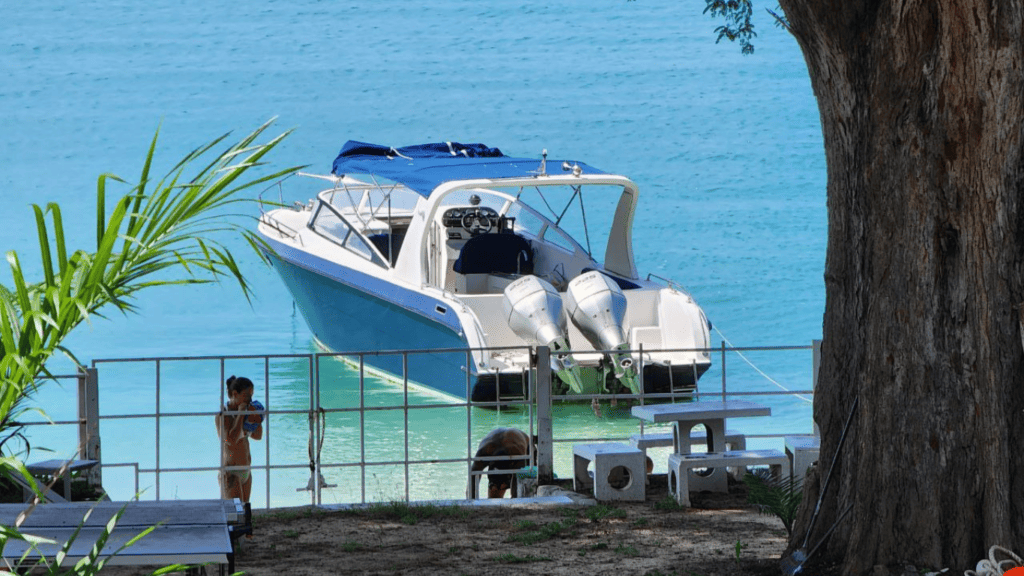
[743,469,802,536]
[0,119,297,463]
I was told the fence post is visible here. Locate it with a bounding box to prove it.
[77,367,102,487]
[535,346,554,485]
[812,339,822,436]
[720,341,727,400]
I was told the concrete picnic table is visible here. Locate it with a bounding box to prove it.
[631,399,772,492]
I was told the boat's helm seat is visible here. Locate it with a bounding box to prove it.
[453,233,534,276]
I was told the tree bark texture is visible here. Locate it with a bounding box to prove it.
[775,0,1024,573]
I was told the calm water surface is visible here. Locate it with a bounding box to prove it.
[2,1,825,505]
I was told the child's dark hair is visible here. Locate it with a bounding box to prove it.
[226,375,254,394]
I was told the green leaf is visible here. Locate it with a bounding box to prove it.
[0,119,294,498]
[31,206,55,288]
[743,470,802,536]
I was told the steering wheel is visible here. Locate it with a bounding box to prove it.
[461,208,493,235]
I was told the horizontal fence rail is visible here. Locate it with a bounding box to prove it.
[13,341,819,508]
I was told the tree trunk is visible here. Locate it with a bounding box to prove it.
[776,0,1024,573]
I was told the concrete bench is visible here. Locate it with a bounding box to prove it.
[667,449,790,507]
[572,443,646,502]
[0,499,246,574]
[785,435,820,485]
[630,429,747,480]
[22,459,100,502]
[629,429,746,451]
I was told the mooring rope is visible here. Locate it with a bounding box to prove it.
[298,407,335,491]
[964,545,1023,576]
[713,326,813,403]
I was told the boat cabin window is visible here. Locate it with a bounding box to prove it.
[310,203,386,267]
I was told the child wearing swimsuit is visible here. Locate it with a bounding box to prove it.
[216,375,264,502]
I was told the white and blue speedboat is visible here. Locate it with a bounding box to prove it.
[257,141,711,402]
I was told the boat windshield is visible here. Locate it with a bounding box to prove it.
[321,176,422,229]
[498,184,623,264]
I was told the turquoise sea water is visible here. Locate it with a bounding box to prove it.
[2,1,825,506]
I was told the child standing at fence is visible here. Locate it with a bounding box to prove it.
[216,375,264,502]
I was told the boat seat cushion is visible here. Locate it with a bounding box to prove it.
[453,233,533,275]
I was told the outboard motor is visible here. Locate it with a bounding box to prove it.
[502,275,585,393]
[565,271,640,394]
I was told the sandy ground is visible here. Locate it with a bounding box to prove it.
[95,477,795,576]
[232,477,791,576]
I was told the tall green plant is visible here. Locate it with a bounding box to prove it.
[0,119,299,463]
[0,120,299,573]
[743,469,802,536]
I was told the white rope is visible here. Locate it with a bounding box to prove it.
[964,545,1022,576]
[714,325,813,403]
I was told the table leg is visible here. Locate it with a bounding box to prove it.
[689,418,728,493]
[704,419,727,452]
[672,423,699,455]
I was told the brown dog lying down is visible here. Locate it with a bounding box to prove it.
[468,427,536,499]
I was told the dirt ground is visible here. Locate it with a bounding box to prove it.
[91,476,803,576]
[233,477,793,576]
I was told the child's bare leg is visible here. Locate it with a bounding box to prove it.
[242,474,252,503]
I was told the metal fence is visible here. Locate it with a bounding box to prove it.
[21,341,820,508]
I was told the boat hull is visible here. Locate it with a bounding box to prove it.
[263,227,710,403]
[266,252,496,399]
[268,251,708,402]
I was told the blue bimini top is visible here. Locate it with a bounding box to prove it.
[330,141,604,198]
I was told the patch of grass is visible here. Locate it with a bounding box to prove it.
[350,501,470,523]
[558,507,580,518]
[492,553,551,563]
[633,517,650,527]
[508,521,567,544]
[261,506,326,522]
[282,529,300,538]
[586,504,627,522]
[514,519,538,530]
[615,543,641,556]
[654,496,684,511]
[341,541,365,552]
